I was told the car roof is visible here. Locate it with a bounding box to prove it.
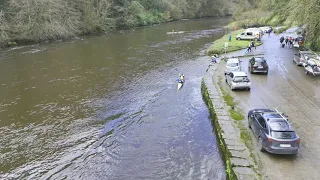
[268,118,294,131]
[226,58,240,63]
[253,57,266,61]
[232,71,247,76]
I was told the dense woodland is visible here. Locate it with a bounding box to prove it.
[0,0,230,46]
[1,0,319,50]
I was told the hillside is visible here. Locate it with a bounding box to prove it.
[0,0,231,46]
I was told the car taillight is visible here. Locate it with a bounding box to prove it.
[252,66,258,69]
[267,137,273,142]
[296,139,301,144]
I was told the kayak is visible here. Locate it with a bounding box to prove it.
[167,31,185,35]
[177,81,183,91]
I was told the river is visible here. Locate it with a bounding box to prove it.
[0,18,230,179]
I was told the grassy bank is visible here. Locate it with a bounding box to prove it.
[207,29,262,55]
[201,79,237,180]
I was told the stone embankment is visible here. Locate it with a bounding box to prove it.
[201,64,260,180]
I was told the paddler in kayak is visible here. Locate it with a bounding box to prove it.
[179,74,185,83]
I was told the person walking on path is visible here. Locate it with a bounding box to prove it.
[280,36,284,44]
[229,35,232,42]
[247,43,252,53]
[285,36,289,45]
[251,41,256,50]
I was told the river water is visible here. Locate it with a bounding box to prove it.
[0,18,229,179]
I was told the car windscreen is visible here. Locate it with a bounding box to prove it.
[271,131,297,139]
[233,76,250,82]
[227,63,238,67]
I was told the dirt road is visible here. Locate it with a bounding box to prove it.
[216,32,320,180]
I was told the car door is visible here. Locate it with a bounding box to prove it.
[293,53,300,64]
[251,113,260,137]
[252,114,265,137]
[248,58,253,70]
[227,72,233,86]
[257,117,267,138]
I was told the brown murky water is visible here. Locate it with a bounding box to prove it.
[0,18,230,179]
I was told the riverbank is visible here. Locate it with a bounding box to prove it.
[201,64,260,180]
[206,29,263,55]
[0,0,232,49]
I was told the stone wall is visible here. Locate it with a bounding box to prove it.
[201,64,260,180]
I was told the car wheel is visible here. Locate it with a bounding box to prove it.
[258,137,265,152]
[225,78,227,83]
[236,37,240,40]
[248,87,251,91]
[305,71,309,75]
[265,71,268,75]
[231,86,234,91]
[248,116,251,129]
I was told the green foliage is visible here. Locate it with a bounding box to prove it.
[229,109,244,121]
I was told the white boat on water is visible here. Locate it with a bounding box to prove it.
[177,81,183,91]
[167,31,185,35]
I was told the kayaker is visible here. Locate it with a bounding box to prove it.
[180,74,185,82]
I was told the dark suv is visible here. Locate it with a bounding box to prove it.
[248,57,269,74]
[248,109,300,155]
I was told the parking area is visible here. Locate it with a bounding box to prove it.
[215,32,320,180]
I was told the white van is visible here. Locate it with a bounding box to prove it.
[246,28,263,35]
[225,58,241,75]
[236,31,259,40]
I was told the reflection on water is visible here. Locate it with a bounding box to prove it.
[0,18,229,179]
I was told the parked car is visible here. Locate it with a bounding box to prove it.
[248,57,269,74]
[225,71,251,90]
[293,50,318,66]
[248,108,300,155]
[246,28,264,35]
[236,31,259,41]
[224,58,241,75]
[259,26,272,33]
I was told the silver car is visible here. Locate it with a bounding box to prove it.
[248,109,300,155]
[224,58,241,75]
[293,50,318,66]
[225,71,251,90]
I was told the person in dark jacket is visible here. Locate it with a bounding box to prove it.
[280,36,284,44]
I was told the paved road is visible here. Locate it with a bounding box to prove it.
[216,32,320,180]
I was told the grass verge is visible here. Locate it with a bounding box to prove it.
[217,76,244,121]
[216,76,261,179]
[207,29,262,55]
[201,79,237,180]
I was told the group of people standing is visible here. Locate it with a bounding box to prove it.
[280,36,304,48]
[246,41,256,53]
[280,36,294,48]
